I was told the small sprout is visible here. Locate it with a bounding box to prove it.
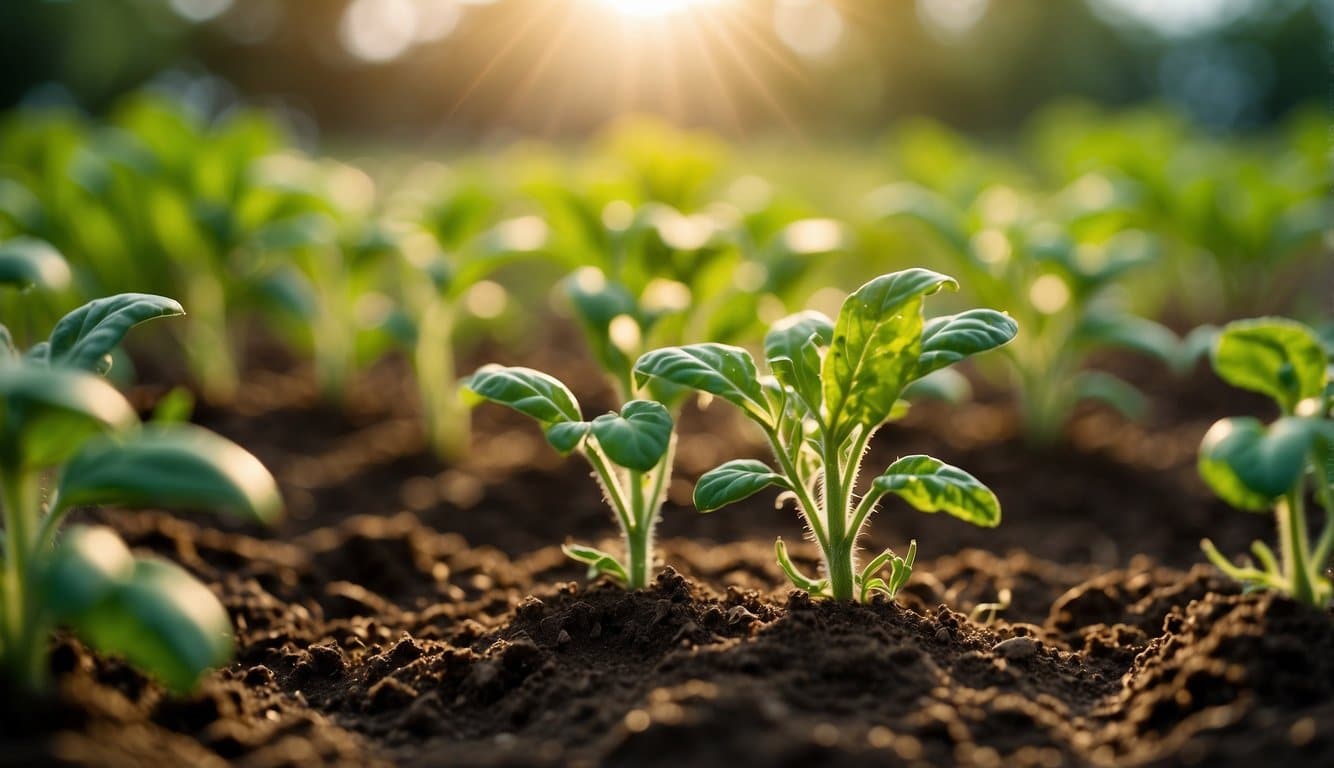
[968,588,1012,625]
[463,365,676,589]
[636,269,1017,601]
[1196,318,1333,607]
[0,284,282,693]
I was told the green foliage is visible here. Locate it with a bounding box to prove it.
[464,364,675,590]
[1197,318,1333,607]
[0,293,282,693]
[637,269,1014,601]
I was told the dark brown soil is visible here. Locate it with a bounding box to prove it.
[4,352,1330,767]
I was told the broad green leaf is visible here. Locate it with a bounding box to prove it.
[694,459,787,512]
[1198,417,1322,510]
[57,424,283,523]
[562,543,629,584]
[1073,371,1147,421]
[589,400,673,472]
[1073,311,1178,364]
[544,421,590,454]
[464,365,582,425]
[71,558,233,693]
[43,294,185,373]
[42,526,134,618]
[823,270,956,438]
[912,309,1017,379]
[1212,319,1328,413]
[0,364,139,468]
[764,311,833,411]
[872,454,1000,527]
[634,344,770,424]
[0,237,70,291]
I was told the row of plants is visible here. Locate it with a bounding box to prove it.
[1,93,1327,456]
[5,248,1328,700]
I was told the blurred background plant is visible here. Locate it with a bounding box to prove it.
[0,0,1326,460]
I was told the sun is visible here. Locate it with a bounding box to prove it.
[595,0,731,19]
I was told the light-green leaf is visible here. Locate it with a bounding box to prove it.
[464,365,582,425]
[589,400,673,472]
[1198,417,1322,511]
[912,309,1017,379]
[694,459,787,512]
[872,454,1000,527]
[823,269,956,438]
[40,294,185,373]
[634,344,770,424]
[561,543,629,584]
[0,237,71,291]
[0,364,140,469]
[56,424,283,523]
[69,558,234,693]
[1211,318,1328,413]
[764,311,833,412]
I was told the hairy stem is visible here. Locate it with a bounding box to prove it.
[820,435,854,601]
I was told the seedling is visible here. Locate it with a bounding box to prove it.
[0,262,282,691]
[1197,318,1333,607]
[868,180,1178,445]
[464,365,674,589]
[635,269,1016,601]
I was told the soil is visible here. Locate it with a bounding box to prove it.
[2,349,1330,767]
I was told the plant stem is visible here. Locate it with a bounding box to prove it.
[763,431,828,551]
[1279,482,1316,606]
[820,435,854,601]
[1,467,45,691]
[415,301,468,461]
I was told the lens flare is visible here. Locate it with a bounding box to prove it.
[596,0,730,19]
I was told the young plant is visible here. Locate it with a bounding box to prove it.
[0,271,282,692]
[868,180,1178,445]
[464,366,674,589]
[1196,318,1333,607]
[635,269,1017,601]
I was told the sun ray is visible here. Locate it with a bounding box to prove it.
[680,13,746,138]
[443,0,563,121]
[696,10,804,137]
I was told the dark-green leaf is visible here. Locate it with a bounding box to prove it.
[0,364,140,469]
[1198,417,1322,511]
[764,311,833,412]
[70,558,234,693]
[464,365,583,425]
[41,294,185,373]
[56,424,283,523]
[634,344,771,425]
[589,400,673,472]
[823,269,956,438]
[1211,319,1328,414]
[872,454,1000,527]
[694,459,787,512]
[912,309,1017,379]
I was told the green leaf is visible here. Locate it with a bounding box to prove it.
[1212,318,1328,413]
[70,558,233,693]
[1198,417,1321,510]
[1073,311,1178,364]
[634,344,770,424]
[0,237,70,291]
[0,364,139,469]
[56,424,283,523]
[589,400,673,472]
[561,543,629,584]
[464,365,582,425]
[41,294,185,373]
[1073,371,1148,421]
[764,311,833,412]
[42,526,135,618]
[544,421,590,454]
[912,309,1017,379]
[694,459,787,512]
[774,537,828,595]
[872,454,1000,527]
[823,269,956,438]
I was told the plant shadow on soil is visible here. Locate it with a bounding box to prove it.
[2,349,1330,767]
